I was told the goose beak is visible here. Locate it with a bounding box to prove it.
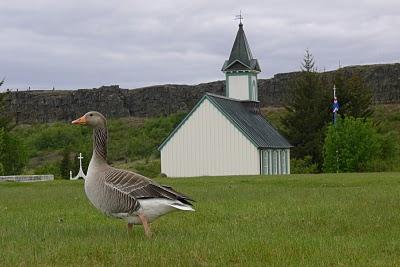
[72,116,87,125]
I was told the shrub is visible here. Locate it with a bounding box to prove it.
[0,163,4,176]
[323,117,381,172]
[34,162,61,178]
[133,160,161,178]
[59,148,73,179]
[0,132,27,175]
[33,125,79,150]
[291,156,319,174]
[128,113,185,161]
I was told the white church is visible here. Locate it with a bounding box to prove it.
[159,22,292,177]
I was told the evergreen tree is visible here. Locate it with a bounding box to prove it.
[301,49,315,72]
[0,128,4,175]
[281,50,331,169]
[0,79,28,175]
[60,148,72,179]
[0,80,5,175]
[0,79,7,129]
[0,134,27,174]
[0,80,3,175]
[334,69,373,118]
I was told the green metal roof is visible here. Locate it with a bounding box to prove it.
[207,94,291,148]
[222,23,261,72]
[158,93,292,150]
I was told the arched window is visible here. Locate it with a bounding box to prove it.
[281,150,286,174]
[273,150,278,174]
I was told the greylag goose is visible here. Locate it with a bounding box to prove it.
[72,111,194,236]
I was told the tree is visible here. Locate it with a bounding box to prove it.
[60,148,72,179]
[0,78,7,129]
[323,117,380,172]
[281,50,331,169]
[0,78,27,175]
[0,80,4,175]
[333,69,373,118]
[0,79,3,175]
[301,49,315,72]
[0,134,27,174]
[0,128,4,175]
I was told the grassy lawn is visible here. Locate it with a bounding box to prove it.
[1,173,400,266]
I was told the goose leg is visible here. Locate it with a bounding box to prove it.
[138,213,152,237]
[127,223,133,232]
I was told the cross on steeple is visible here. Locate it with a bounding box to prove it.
[235,11,243,25]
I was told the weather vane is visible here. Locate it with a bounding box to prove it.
[235,11,243,24]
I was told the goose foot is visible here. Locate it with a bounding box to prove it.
[127,223,133,232]
[138,213,152,237]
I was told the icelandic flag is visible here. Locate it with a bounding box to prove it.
[332,97,339,113]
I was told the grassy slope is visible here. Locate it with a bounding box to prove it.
[12,103,400,177]
[1,173,400,266]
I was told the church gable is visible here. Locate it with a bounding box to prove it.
[159,94,291,151]
[158,95,208,150]
[159,95,257,151]
[224,60,251,71]
[160,97,259,177]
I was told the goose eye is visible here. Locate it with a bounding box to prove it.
[90,114,93,117]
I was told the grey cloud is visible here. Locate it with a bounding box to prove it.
[0,0,399,90]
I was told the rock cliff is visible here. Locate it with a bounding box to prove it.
[3,63,400,124]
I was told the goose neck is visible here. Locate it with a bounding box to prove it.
[93,126,108,162]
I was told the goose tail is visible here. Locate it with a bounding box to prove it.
[170,202,195,211]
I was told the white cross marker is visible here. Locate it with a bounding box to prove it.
[70,152,87,180]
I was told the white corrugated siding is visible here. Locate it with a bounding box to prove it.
[161,99,260,177]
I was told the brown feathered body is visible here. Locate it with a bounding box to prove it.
[83,112,194,225]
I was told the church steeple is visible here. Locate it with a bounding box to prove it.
[222,23,261,72]
[222,22,261,101]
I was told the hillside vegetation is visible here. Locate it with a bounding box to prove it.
[12,113,185,178]
[10,104,400,178]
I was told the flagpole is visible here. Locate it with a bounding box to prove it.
[333,85,337,125]
[333,84,339,173]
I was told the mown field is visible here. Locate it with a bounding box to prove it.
[1,173,400,266]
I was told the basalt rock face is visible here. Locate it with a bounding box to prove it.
[331,63,400,104]
[257,63,400,106]
[3,63,400,124]
[3,83,224,124]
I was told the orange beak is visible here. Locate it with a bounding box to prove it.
[72,116,87,125]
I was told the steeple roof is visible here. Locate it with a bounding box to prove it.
[222,23,261,72]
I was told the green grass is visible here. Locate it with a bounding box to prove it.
[1,173,400,266]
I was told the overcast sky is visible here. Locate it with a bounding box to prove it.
[1,0,399,90]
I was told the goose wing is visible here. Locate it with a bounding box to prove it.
[104,167,194,212]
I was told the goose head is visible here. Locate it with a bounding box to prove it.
[72,111,107,128]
